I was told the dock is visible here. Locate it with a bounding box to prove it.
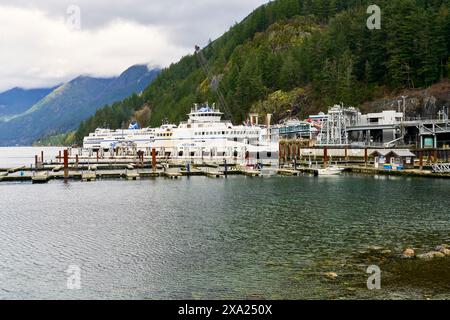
[241,169,260,177]
[205,170,224,178]
[82,172,96,182]
[277,168,301,176]
[52,165,63,172]
[1,146,450,185]
[163,171,182,179]
[125,171,140,180]
[8,166,26,174]
[32,173,50,184]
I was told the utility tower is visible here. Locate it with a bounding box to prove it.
[317,104,359,146]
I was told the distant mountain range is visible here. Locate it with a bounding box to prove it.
[0,65,160,146]
[0,87,57,117]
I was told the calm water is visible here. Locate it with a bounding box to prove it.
[0,147,64,168]
[0,151,449,299]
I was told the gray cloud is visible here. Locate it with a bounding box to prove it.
[0,0,267,91]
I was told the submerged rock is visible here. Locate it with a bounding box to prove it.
[435,245,450,256]
[324,272,338,280]
[402,248,415,259]
[417,251,446,260]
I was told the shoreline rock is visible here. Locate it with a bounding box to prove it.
[324,272,338,280]
[417,251,446,260]
[435,245,450,256]
[401,248,415,259]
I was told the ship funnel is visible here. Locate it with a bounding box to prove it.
[249,113,259,125]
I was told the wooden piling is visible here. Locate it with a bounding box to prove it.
[223,159,227,178]
[63,149,69,179]
[419,151,423,170]
[152,148,157,170]
[323,147,328,168]
[364,148,368,167]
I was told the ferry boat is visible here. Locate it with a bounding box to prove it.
[83,103,279,166]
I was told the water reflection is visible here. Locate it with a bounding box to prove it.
[0,175,448,299]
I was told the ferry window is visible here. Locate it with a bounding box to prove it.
[222,131,225,135]
[178,151,183,157]
[202,132,205,135]
[267,152,272,157]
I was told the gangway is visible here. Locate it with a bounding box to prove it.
[432,163,450,173]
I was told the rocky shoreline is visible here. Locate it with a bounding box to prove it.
[401,244,450,260]
[312,243,450,299]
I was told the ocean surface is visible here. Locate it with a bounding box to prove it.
[0,148,449,299]
[0,147,64,168]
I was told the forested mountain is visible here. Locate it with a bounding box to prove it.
[0,87,56,118]
[0,65,159,146]
[69,0,450,145]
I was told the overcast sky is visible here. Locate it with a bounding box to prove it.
[0,0,268,92]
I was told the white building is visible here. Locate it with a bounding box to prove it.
[359,110,404,126]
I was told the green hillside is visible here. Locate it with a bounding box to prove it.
[69,0,450,145]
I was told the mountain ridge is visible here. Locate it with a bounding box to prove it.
[0,87,57,118]
[48,0,450,145]
[0,64,160,146]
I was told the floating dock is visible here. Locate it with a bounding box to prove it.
[1,147,450,184]
[277,168,301,176]
[32,173,50,184]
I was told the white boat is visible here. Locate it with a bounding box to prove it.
[316,166,344,175]
[83,103,279,166]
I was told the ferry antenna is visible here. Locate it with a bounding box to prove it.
[194,46,234,121]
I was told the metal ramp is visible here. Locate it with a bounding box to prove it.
[432,163,450,173]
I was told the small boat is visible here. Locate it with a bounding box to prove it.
[317,166,344,176]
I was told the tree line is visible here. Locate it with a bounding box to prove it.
[69,0,450,145]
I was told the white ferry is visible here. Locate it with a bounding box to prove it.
[83,103,279,165]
